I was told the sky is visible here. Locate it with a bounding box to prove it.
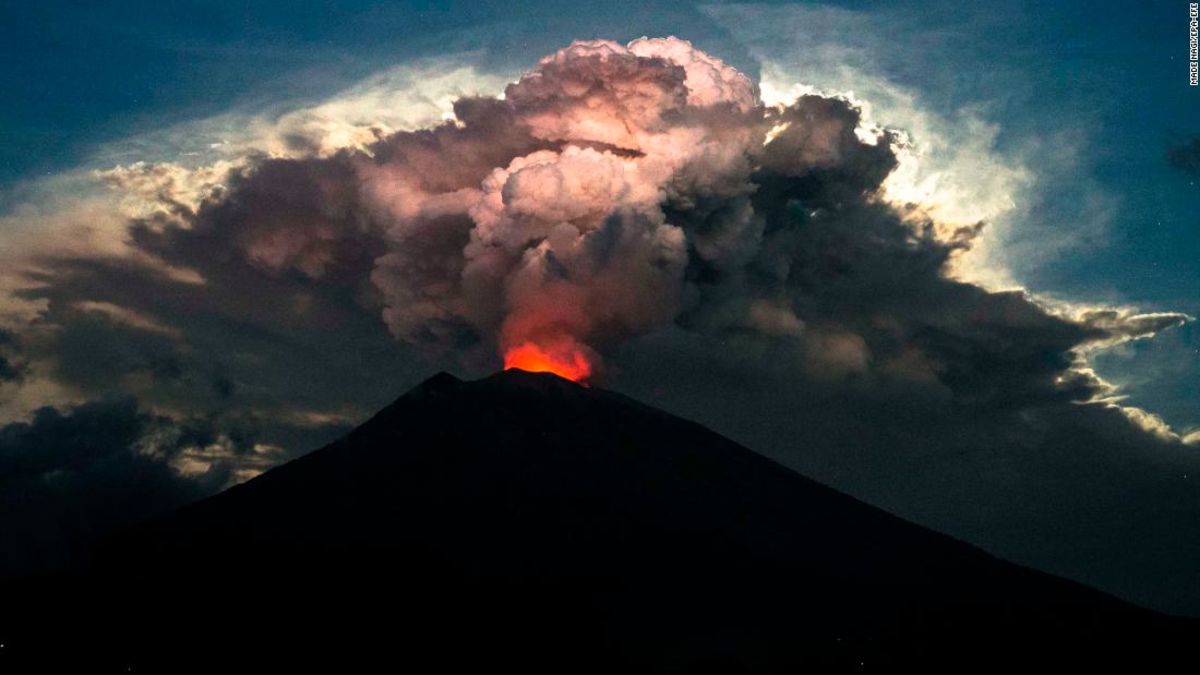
[0,1,1198,614]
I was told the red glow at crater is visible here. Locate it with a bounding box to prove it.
[503,340,594,383]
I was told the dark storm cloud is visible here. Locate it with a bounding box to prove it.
[1,38,1196,613]
[0,357,18,383]
[0,397,233,574]
[0,328,22,382]
[1167,135,1200,174]
[18,195,436,424]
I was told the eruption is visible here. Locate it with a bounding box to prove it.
[502,337,594,383]
[117,35,1187,409]
[360,37,757,375]
[8,30,1197,620]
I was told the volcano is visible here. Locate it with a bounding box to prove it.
[3,370,1193,672]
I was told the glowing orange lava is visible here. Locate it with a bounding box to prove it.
[503,341,593,383]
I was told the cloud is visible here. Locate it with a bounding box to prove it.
[698,2,1132,295]
[0,36,1196,614]
[0,397,253,574]
[167,37,764,376]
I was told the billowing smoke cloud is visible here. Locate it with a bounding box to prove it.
[347,38,763,378]
[96,39,773,380]
[115,37,1182,384]
[1,38,1197,611]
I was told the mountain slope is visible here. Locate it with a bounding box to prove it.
[3,370,1194,672]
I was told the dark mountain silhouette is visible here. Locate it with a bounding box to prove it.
[2,370,1194,672]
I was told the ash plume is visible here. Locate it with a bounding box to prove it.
[116,37,1183,385]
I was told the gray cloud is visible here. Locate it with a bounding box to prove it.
[0,397,234,574]
[0,329,22,382]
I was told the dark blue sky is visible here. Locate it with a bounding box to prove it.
[0,0,1196,427]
